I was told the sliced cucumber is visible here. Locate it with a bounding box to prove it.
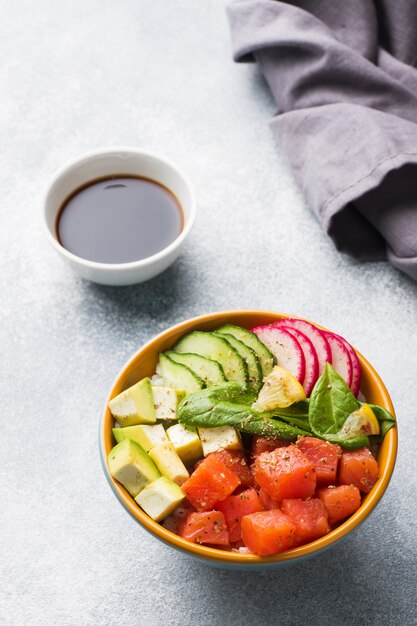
[214,331,262,392]
[165,351,227,386]
[173,331,248,385]
[158,353,204,394]
[216,324,274,379]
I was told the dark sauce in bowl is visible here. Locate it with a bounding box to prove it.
[56,176,183,264]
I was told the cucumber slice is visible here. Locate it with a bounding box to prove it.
[165,351,227,386]
[214,332,262,392]
[158,353,204,394]
[216,324,274,379]
[173,331,248,385]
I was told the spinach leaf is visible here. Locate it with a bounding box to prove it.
[177,375,395,451]
[309,363,359,436]
[365,403,396,441]
[272,413,310,431]
[321,433,370,450]
[178,381,253,420]
[272,400,309,418]
[274,415,311,431]
[308,364,395,449]
[178,384,311,440]
[212,403,311,439]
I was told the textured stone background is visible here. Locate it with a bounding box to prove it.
[1,1,416,625]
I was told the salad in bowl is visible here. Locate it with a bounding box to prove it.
[100,311,397,567]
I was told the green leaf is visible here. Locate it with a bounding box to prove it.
[177,377,395,451]
[273,415,311,431]
[366,403,396,424]
[272,400,309,418]
[178,381,253,419]
[365,403,396,441]
[309,363,359,436]
[211,403,311,439]
[271,400,310,430]
[378,421,395,439]
[178,383,311,440]
[322,434,370,450]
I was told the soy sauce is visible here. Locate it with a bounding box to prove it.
[56,176,183,264]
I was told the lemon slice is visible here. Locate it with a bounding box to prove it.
[252,365,306,410]
[337,404,380,438]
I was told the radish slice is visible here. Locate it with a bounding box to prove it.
[324,333,353,388]
[251,325,305,383]
[272,319,331,376]
[334,334,361,397]
[280,326,319,397]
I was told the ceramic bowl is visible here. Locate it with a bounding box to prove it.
[41,147,196,286]
[99,310,397,569]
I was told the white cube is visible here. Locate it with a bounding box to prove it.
[198,426,242,457]
[166,423,203,464]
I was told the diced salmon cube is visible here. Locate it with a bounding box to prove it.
[253,445,316,502]
[339,448,379,493]
[317,484,361,524]
[241,509,297,556]
[216,488,263,542]
[281,498,330,545]
[296,437,342,486]
[181,454,240,511]
[178,511,229,546]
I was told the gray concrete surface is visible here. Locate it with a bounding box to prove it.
[1,1,416,625]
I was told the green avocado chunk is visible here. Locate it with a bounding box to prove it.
[135,477,185,522]
[112,424,168,451]
[107,439,160,497]
[108,377,156,427]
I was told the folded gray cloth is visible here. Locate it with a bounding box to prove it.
[227,0,417,280]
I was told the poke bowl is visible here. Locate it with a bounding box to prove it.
[99,310,397,569]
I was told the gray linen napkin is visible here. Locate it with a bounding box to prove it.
[227,0,417,280]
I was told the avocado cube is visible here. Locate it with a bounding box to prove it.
[149,442,190,485]
[166,423,203,464]
[109,378,156,427]
[107,439,160,497]
[198,426,242,457]
[135,476,185,522]
[113,424,168,452]
[152,386,185,421]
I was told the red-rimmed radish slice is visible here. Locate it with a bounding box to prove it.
[334,335,361,397]
[324,333,353,388]
[272,319,331,377]
[251,325,305,383]
[280,326,319,397]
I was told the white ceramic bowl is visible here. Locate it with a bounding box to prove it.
[41,147,196,286]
